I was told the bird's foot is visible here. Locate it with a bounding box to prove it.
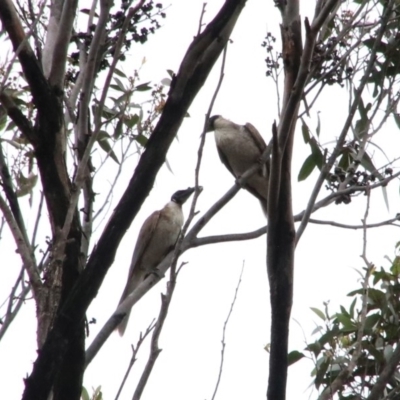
[146,268,164,280]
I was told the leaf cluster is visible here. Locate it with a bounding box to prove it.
[290,246,400,399]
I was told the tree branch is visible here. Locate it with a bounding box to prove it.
[22,2,247,399]
[0,194,41,298]
[48,0,79,88]
[295,0,396,245]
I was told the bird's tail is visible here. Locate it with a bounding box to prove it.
[117,308,131,336]
[245,175,269,218]
[116,276,140,336]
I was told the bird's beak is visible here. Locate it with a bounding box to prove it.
[174,187,196,204]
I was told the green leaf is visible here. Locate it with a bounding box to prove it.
[368,288,385,306]
[316,112,321,137]
[354,117,370,139]
[166,69,175,78]
[335,313,356,331]
[340,305,350,318]
[382,185,389,212]
[347,288,364,297]
[97,132,120,164]
[16,172,38,197]
[349,297,356,319]
[364,313,380,331]
[391,256,400,276]
[113,68,127,78]
[315,357,330,389]
[310,307,326,321]
[318,327,339,347]
[288,350,305,366]
[135,134,148,147]
[306,341,322,357]
[298,154,316,181]
[81,386,90,400]
[301,118,310,143]
[393,113,400,129]
[309,137,323,169]
[113,118,123,139]
[135,82,152,91]
[113,77,126,92]
[360,152,380,177]
[363,38,387,53]
[109,84,121,93]
[124,114,139,129]
[338,151,351,171]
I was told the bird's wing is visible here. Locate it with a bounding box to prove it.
[245,122,269,178]
[119,210,161,303]
[244,122,267,153]
[216,146,236,178]
[128,210,161,279]
[117,210,161,336]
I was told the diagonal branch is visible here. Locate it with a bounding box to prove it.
[22,2,248,399]
[0,0,53,116]
[0,194,41,298]
[0,92,35,143]
[48,0,79,87]
[295,0,396,245]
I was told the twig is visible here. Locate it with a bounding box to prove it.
[0,0,46,92]
[197,3,207,36]
[189,43,228,223]
[114,320,156,400]
[31,191,44,249]
[131,261,186,400]
[295,0,396,245]
[318,189,373,400]
[211,263,244,400]
[307,216,400,230]
[0,140,29,244]
[0,194,41,299]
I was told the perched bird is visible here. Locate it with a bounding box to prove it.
[207,115,269,216]
[117,187,195,335]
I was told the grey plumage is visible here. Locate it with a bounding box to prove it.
[117,187,195,335]
[207,115,269,216]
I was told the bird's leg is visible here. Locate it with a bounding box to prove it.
[144,268,164,280]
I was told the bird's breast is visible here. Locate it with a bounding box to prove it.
[215,128,261,175]
[136,202,183,272]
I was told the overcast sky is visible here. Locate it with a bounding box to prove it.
[1,1,400,399]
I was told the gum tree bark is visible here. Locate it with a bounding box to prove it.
[0,1,248,400]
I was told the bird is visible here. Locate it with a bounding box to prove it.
[117,187,196,335]
[206,115,269,216]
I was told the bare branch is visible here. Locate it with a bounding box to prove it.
[211,263,244,400]
[114,321,156,400]
[26,3,247,397]
[41,0,64,77]
[0,0,46,92]
[192,226,267,247]
[197,3,207,36]
[0,194,41,298]
[0,264,25,339]
[48,0,79,87]
[296,0,396,245]
[0,92,35,143]
[0,140,29,243]
[366,343,400,400]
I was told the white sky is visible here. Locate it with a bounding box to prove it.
[1,1,400,399]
